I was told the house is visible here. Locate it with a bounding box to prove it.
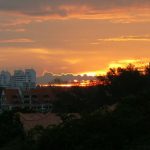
[1,89,22,111]
[22,88,56,111]
[0,87,56,112]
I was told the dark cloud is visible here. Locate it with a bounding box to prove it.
[0,0,149,17]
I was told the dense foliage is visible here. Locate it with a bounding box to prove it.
[0,112,24,150]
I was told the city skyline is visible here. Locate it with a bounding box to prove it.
[0,69,36,89]
[0,1,150,75]
[0,69,97,85]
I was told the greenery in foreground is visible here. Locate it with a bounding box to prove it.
[1,64,150,150]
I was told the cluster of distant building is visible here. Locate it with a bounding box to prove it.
[37,72,96,84]
[0,69,36,89]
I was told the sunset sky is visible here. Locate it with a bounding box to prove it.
[0,0,150,76]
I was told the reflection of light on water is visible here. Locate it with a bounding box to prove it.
[39,80,101,87]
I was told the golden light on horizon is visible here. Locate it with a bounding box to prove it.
[39,79,101,87]
[80,70,107,76]
[108,59,150,70]
[39,58,150,77]
[80,59,150,77]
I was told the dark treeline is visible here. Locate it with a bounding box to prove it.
[2,64,150,150]
[52,64,150,113]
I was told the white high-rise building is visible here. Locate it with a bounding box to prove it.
[0,71,11,87]
[25,69,36,83]
[25,69,36,89]
[0,69,36,89]
[12,70,26,88]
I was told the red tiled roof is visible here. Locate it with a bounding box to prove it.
[20,113,62,130]
[4,89,22,104]
[24,88,56,104]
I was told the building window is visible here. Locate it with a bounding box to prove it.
[12,95,18,99]
[43,95,49,98]
[24,100,30,104]
[24,95,30,98]
[31,95,37,98]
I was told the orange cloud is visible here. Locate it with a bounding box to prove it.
[0,38,34,43]
[0,1,150,23]
[64,58,81,65]
[98,35,150,42]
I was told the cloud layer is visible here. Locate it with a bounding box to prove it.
[0,0,150,18]
[98,35,150,42]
